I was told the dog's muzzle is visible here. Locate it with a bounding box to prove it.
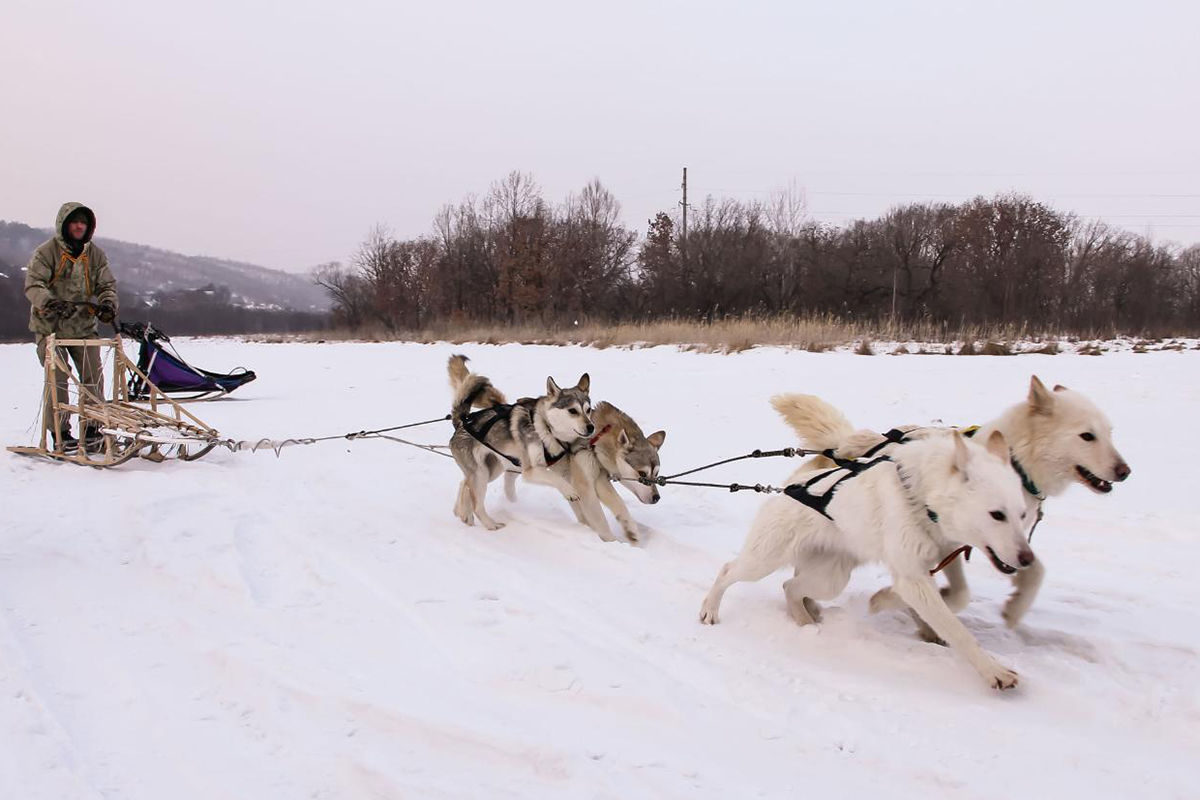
[1076,463,1125,493]
[985,546,1035,575]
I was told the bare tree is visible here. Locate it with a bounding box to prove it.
[313,261,370,329]
[311,173,1200,337]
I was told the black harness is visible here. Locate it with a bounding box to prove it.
[784,455,896,519]
[783,429,924,520]
[461,402,570,469]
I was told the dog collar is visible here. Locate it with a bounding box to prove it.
[1010,456,1044,500]
[963,425,1045,500]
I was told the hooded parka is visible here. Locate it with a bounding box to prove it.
[24,202,119,338]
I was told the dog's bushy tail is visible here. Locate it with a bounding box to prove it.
[770,393,856,451]
[448,354,472,390]
[771,393,897,460]
[449,354,507,426]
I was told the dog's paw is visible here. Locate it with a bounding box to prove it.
[699,603,719,625]
[916,628,947,647]
[1001,598,1030,629]
[786,595,821,626]
[1001,607,1019,629]
[622,523,640,543]
[981,663,1019,691]
[481,520,506,531]
[802,597,824,623]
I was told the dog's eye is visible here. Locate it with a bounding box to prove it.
[638,470,648,478]
[989,510,1006,522]
[568,409,579,416]
[1079,432,1095,442]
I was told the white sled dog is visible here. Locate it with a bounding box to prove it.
[505,401,666,542]
[700,395,1037,690]
[447,355,594,530]
[788,376,1131,637]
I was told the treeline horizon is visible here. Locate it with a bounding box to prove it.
[315,171,1200,337]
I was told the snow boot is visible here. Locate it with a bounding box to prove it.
[83,423,106,453]
[52,428,79,453]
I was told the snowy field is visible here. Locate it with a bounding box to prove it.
[1,339,1197,800]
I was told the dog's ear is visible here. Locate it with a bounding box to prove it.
[576,373,590,393]
[647,430,666,450]
[1028,375,1055,415]
[1053,384,1068,392]
[951,429,971,477]
[546,376,561,396]
[985,429,1008,462]
[617,428,631,450]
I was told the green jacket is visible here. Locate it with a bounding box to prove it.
[24,202,119,337]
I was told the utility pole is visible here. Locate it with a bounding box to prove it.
[680,166,689,242]
[680,167,689,267]
[891,265,898,322]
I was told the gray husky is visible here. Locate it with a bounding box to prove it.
[505,401,666,542]
[447,355,594,530]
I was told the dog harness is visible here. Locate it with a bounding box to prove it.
[461,402,571,469]
[783,454,897,520]
[783,429,928,520]
[783,428,957,573]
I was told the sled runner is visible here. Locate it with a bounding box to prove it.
[119,321,257,401]
[7,334,221,468]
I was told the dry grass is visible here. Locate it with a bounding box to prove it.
[979,341,1013,356]
[249,315,1175,356]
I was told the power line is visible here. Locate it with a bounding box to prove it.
[798,210,1200,219]
[706,187,1200,200]
[809,190,1200,200]
[760,169,1200,178]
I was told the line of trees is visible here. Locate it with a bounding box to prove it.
[317,171,1200,335]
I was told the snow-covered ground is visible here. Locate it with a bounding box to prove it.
[1,340,1196,799]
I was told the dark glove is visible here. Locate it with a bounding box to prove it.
[42,299,74,318]
[96,301,116,324]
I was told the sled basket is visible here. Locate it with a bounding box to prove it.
[119,322,257,399]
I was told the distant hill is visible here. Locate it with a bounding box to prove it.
[0,220,330,311]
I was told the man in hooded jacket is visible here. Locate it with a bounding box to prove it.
[24,202,119,451]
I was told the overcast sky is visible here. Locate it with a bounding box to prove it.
[3,0,1197,273]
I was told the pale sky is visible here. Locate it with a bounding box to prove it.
[3,0,1197,272]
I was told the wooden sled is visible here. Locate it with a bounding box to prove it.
[7,334,220,468]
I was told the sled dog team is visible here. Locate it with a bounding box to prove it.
[446,355,1130,690]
